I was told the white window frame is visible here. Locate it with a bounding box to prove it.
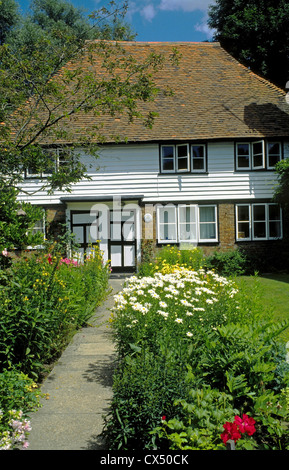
[178,204,198,243]
[27,210,46,249]
[266,142,282,169]
[198,205,218,242]
[236,140,281,171]
[236,204,251,241]
[157,204,218,244]
[25,148,72,178]
[176,143,190,172]
[160,143,207,174]
[252,140,265,170]
[160,145,176,173]
[236,142,251,170]
[236,203,282,241]
[191,143,206,172]
[157,205,178,243]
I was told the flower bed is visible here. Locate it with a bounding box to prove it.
[103,263,289,450]
[0,244,109,449]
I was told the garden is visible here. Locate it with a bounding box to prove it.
[102,246,289,451]
[0,243,109,450]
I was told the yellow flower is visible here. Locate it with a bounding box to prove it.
[23,296,29,301]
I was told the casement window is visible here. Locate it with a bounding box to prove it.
[157,204,217,243]
[27,211,46,248]
[236,140,281,170]
[267,142,282,169]
[160,143,206,173]
[236,203,282,241]
[25,148,72,178]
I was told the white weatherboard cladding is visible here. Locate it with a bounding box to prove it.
[18,142,283,205]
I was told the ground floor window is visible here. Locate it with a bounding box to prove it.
[157,204,218,244]
[236,203,282,241]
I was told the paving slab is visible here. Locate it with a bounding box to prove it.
[27,277,125,451]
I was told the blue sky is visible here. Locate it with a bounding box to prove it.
[17,0,216,42]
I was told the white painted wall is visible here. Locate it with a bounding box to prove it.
[18,141,286,205]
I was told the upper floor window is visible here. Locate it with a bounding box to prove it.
[25,148,72,178]
[235,140,282,171]
[160,143,206,173]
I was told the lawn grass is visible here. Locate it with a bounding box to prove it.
[237,274,289,343]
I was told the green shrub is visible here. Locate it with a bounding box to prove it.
[0,244,109,379]
[103,267,289,450]
[0,367,43,450]
[206,249,247,276]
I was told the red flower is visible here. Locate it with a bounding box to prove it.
[161,415,166,421]
[47,254,52,264]
[221,414,256,446]
[221,422,241,445]
[234,414,256,436]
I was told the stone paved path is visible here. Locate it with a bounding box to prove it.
[27,277,124,450]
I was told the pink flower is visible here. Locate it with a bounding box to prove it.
[1,249,8,257]
[22,441,29,449]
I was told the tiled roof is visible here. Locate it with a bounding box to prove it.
[29,41,289,143]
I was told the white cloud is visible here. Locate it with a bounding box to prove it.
[141,4,157,21]
[195,13,216,39]
[159,0,214,12]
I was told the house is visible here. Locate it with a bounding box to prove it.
[18,41,289,272]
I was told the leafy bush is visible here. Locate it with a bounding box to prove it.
[0,244,109,379]
[206,249,248,276]
[103,266,289,450]
[0,368,43,450]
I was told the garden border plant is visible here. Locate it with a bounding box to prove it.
[0,241,110,448]
[102,247,289,450]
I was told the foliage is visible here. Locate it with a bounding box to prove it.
[0,367,43,450]
[0,244,109,379]
[273,158,289,213]
[208,0,289,88]
[206,249,247,277]
[0,184,44,254]
[103,266,289,450]
[0,1,174,253]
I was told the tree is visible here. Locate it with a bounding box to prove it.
[0,1,175,252]
[208,0,289,88]
[273,159,289,213]
[0,0,20,45]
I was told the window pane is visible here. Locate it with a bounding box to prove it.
[237,143,250,169]
[268,142,281,167]
[238,222,250,239]
[199,206,215,223]
[253,205,265,221]
[238,205,250,221]
[269,222,281,238]
[177,145,189,171]
[158,206,177,242]
[200,223,216,240]
[179,206,197,241]
[159,224,177,241]
[269,204,280,221]
[192,145,205,170]
[254,222,266,238]
[252,141,264,168]
[159,207,176,224]
[161,146,174,171]
[163,158,174,171]
[199,206,216,240]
